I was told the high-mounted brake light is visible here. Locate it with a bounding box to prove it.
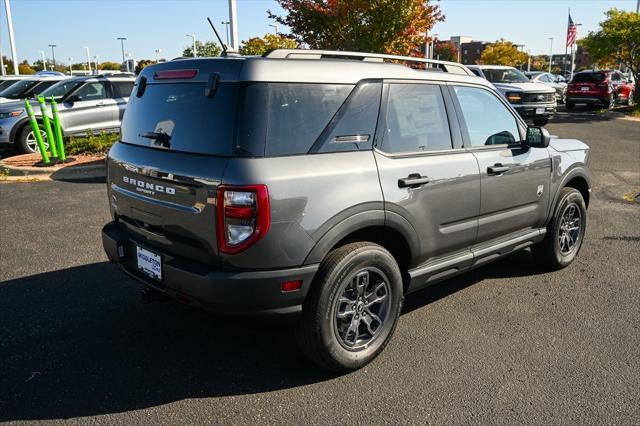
[216,185,270,255]
[153,69,198,80]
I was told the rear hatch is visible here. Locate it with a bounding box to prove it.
[569,72,608,95]
[107,58,245,265]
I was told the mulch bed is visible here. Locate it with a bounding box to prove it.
[1,153,104,170]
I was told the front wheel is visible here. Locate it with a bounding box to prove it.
[533,118,549,126]
[296,242,404,372]
[16,124,49,154]
[532,187,587,270]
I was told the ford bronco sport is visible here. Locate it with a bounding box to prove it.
[102,50,591,372]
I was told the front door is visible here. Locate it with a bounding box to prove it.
[449,84,551,244]
[375,82,481,268]
[59,81,117,134]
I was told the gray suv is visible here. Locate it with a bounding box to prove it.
[102,50,591,372]
[0,73,134,153]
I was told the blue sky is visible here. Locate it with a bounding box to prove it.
[1,0,638,65]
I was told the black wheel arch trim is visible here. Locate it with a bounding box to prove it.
[546,166,591,225]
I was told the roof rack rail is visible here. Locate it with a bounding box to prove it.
[93,72,135,78]
[263,49,473,75]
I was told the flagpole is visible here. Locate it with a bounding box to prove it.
[564,8,569,76]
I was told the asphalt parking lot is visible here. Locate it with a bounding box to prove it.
[1,107,639,424]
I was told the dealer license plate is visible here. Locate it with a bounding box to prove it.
[535,107,545,115]
[136,246,162,280]
[581,86,589,92]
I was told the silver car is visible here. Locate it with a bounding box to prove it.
[0,73,134,153]
[525,71,567,104]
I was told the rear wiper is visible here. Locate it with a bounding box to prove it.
[140,131,171,148]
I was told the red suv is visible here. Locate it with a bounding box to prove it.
[566,70,636,110]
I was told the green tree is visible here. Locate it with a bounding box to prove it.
[434,41,458,62]
[269,0,444,56]
[135,59,154,75]
[580,8,640,102]
[479,39,528,66]
[98,61,122,71]
[529,55,548,71]
[182,41,222,58]
[239,33,298,56]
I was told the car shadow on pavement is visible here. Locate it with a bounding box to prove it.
[551,106,627,124]
[0,250,541,421]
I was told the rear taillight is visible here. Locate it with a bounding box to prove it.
[216,185,270,254]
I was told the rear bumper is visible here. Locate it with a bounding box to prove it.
[566,95,607,104]
[102,221,318,316]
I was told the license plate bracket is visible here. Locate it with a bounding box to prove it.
[535,107,545,115]
[136,245,162,281]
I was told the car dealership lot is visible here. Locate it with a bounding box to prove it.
[1,110,638,424]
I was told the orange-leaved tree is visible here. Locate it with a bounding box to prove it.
[268,0,444,56]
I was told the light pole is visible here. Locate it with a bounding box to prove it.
[4,0,19,75]
[82,46,91,74]
[94,55,100,71]
[68,57,73,74]
[117,37,127,71]
[39,50,47,71]
[228,0,238,50]
[186,34,197,57]
[221,21,230,46]
[155,49,162,63]
[126,52,132,72]
[48,44,57,67]
[269,24,279,36]
[527,50,531,72]
[548,37,554,73]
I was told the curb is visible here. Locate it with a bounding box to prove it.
[0,159,106,181]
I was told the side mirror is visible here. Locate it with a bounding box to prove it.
[525,126,550,148]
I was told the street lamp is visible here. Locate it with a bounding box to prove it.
[155,48,162,63]
[94,55,100,71]
[117,37,127,71]
[268,24,279,36]
[68,57,73,74]
[39,50,47,71]
[186,34,197,57]
[221,21,230,46]
[82,46,92,73]
[48,44,57,67]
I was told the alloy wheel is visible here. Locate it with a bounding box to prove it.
[26,129,49,153]
[558,202,582,256]
[333,268,391,350]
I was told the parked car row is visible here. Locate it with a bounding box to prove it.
[565,69,636,109]
[0,73,134,153]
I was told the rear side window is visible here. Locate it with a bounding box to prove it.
[111,81,134,98]
[121,82,239,156]
[572,73,605,84]
[264,84,352,156]
[381,84,452,153]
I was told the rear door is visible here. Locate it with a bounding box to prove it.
[61,81,118,134]
[449,84,551,244]
[374,81,481,270]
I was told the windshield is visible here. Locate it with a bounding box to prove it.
[39,80,83,100]
[481,68,530,83]
[0,80,39,99]
[0,79,21,91]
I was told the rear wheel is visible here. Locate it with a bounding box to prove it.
[16,124,49,154]
[296,242,403,372]
[533,187,587,270]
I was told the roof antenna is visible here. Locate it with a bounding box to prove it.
[207,17,238,57]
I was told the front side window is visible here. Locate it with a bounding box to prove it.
[72,82,107,101]
[453,86,520,147]
[40,80,83,100]
[381,84,452,154]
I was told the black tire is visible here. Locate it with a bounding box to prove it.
[566,101,575,110]
[533,118,549,126]
[295,242,403,372]
[532,187,587,271]
[628,91,635,107]
[16,123,48,154]
[605,96,615,110]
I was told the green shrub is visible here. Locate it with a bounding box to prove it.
[65,131,119,155]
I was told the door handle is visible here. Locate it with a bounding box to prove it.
[487,164,510,175]
[398,173,430,188]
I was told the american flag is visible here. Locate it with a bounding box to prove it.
[566,14,577,47]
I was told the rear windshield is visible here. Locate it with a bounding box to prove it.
[572,73,605,83]
[122,81,354,157]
